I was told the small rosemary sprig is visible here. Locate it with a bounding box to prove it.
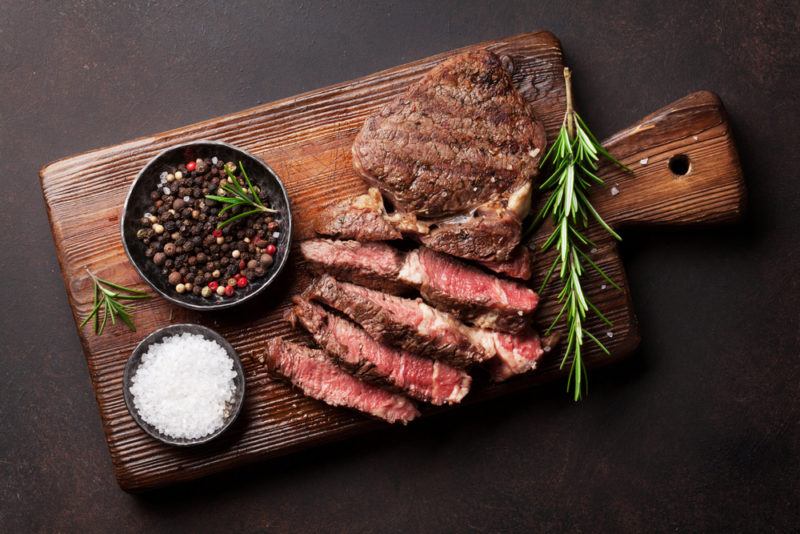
[533,67,629,401]
[206,161,278,229]
[80,269,150,335]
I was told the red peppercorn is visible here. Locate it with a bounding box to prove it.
[238,260,246,271]
[266,244,277,255]
[234,273,241,280]
[208,281,219,291]
[212,229,222,238]
[186,161,196,171]
[237,276,248,288]
[224,285,235,297]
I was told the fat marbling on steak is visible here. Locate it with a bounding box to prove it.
[264,337,420,424]
[351,49,546,262]
[289,297,471,405]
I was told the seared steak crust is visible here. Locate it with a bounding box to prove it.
[352,49,546,219]
[314,188,403,241]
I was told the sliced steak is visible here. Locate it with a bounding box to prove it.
[313,187,531,266]
[300,238,408,295]
[300,239,538,333]
[417,204,522,262]
[303,274,543,380]
[314,188,404,241]
[351,49,546,262]
[399,247,538,333]
[476,245,534,281]
[264,338,419,424]
[303,274,490,366]
[479,329,544,381]
[290,297,471,405]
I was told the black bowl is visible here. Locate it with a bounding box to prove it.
[122,324,246,446]
[121,140,292,311]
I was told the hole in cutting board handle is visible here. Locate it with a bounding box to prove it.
[669,154,691,176]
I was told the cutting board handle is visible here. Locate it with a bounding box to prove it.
[594,91,745,227]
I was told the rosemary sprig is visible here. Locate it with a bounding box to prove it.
[80,269,150,335]
[533,67,629,401]
[206,161,278,229]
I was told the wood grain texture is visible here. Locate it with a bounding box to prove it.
[39,31,744,491]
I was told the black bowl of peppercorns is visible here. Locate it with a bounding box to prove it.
[121,140,292,310]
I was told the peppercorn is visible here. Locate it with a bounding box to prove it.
[260,254,273,266]
[153,252,166,266]
[237,277,248,288]
[163,243,176,257]
[266,244,277,255]
[168,271,181,285]
[216,285,226,296]
[224,285,235,297]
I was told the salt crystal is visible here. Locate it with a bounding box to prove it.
[183,196,191,202]
[640,157,649,165]
[212,156,219,165]
[129,333,237,440]
[272,231,280,239]
[528,148,540,158]
[473,187,478,192]
[606,331,614,338]
[693,135,699,141]
[590,248,598,254]
[601,284,607,290]
[163,187,171,195]
[610,186,619,196]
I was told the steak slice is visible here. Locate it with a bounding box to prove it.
[351,49,546,262]
[300,238,408,295]
[313,188,531,272]
[303,274,490,366]
[314,188,427,242]
[478,245,534,280]
[289,297,471,405]
[314,188,403,241]
[300,239,538,333]
[303,275,544,379]
[264,338,419,424]
[479,329,544,382]
[418,204,522,262]
[399,247,539,333]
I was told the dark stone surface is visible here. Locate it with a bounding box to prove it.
[1,1,798,532]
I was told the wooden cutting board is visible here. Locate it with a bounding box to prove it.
[40,31,745,491]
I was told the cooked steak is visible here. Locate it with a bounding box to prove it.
[478,245,534,280]
[351,49,546,261]
[314,188,403,241]
[264,338,419,424]
[289,297,471,405]
[417,203,522,262]
[303,275,544,379]
[481,329,544,382]
[300,238,408,295]
[303,274,490,366]
[300,239,538,332]
[399,247,539,332]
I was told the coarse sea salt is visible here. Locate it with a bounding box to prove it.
[130,333,237,440]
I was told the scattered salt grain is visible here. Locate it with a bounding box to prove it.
[606,331,614,338]
[590,247,598,254]
[272,231,280,239]
[693,135,699,141]
[610,186,620,196]
[601,284,607,290]
[163,187,171,195]
[183,196,191,202]
[640,157,649,165]
[130,333,237,440]
[212,156,219,165]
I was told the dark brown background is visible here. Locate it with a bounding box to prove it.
[1,1,798,532]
